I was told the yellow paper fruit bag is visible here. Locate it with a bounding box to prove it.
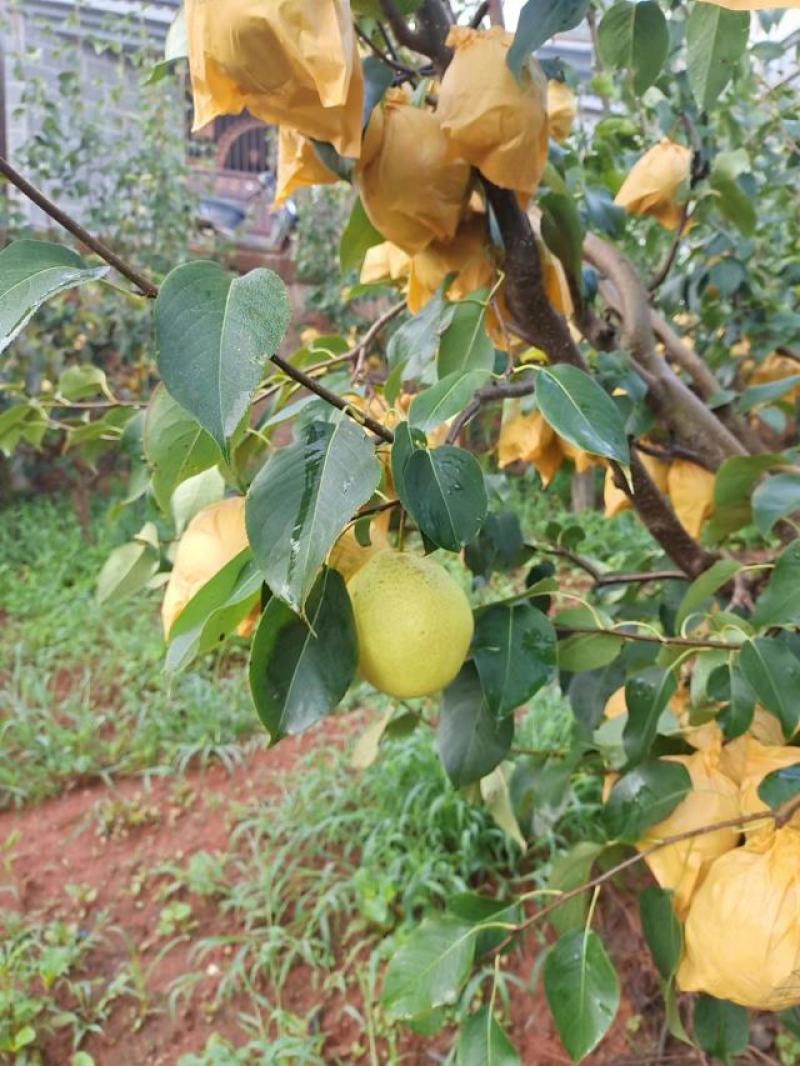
[667,459,716,539]
[436,27,549,195]
[406,214,496,314]
[274,127,338,205]
[162,497,251,639]
[357,90,471,254]
[719,737,800,841]
[186,0,364,158]
[497,412,563,486]
[614,139,691,230]
[547,80,577,143]
[678,827,800,1010]
[637,744,740,919]
[360,242,412,285]
[604,449,670,518]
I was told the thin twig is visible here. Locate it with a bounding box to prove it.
[648,203,691,292]
[352,300,405,378]
[492,793,800,956]
[595,569,685,587]
[558,624,741,651]
[445,375,536,444]
[270,353,395,443]
[634,438,714,471]
[353,24,419,77]
[470,1,490,27]
[0,155,159,299]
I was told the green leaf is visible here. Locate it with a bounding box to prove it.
[437,663,514,789]
[146,6,187,83]
[339,197,383,273]
[540,192,585,293]
[693,996,749,1064]
[752,472,800,536]
[409,369,490,432]
[154,261,290,454]
[710,152,756,237]
[390,420,426,509]
[437,297,496,379]
[0,239,107,353]
[546,842,604,937]
[739,638,800,739]
[96,529,159,605]
[623,666,678,767]
[686,5,749,111]
[381,915,476,1020]
[597,1,669,95]
[58,364,112,402]
[536,365,629,466]
[739,376,800,412]
[715,663,756,741]
[508,0,589,78]
[472,604,557,718]
[144,385,221,512]
[447,893,522,958]
[758,764,800,811]
[361,55,393,130]
[388,285,453,378]
[402,445,487,552]
[604,761,691,843]
[639,887,682,980]
[246,416,381,613]
[166,550,262,673]
[248,568,357,743]
[753,542,800,628]
[458,1007,520,1066]
[171,467,226,535]
[706,453,783,541]
[558,629,624,672]
[543,929,620,1063]
[675,558,741,632]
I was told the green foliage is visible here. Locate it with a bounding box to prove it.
[3,1,800,1061]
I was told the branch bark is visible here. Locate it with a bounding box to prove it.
[613,452,718,578]
[583,233,746,469]
[486,183,589,370]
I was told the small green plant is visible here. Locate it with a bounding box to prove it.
[0,910,128,1060]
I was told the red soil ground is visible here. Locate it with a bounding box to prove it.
[0,722,708,1065]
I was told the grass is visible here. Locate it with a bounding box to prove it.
[0,493,261,808]
[0,486,609,1062]
[0,907,138,1060]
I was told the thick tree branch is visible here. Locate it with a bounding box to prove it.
[584,233,746,468]
[486,183,589,370]
[612,453,717,578]
[378,0,453,69]
[0,156,159,299]
[649,312,765,454]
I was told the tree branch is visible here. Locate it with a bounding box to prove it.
[486,183,589,370]
[270,353,395,443]
[378,0,452,68]
[612,453,718,578]
[647,203,691,292]
[557,624,739,651]
[0,155,159,299]
[583,232,746,468]
[493,791,800,956]
[445,374,536,444]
